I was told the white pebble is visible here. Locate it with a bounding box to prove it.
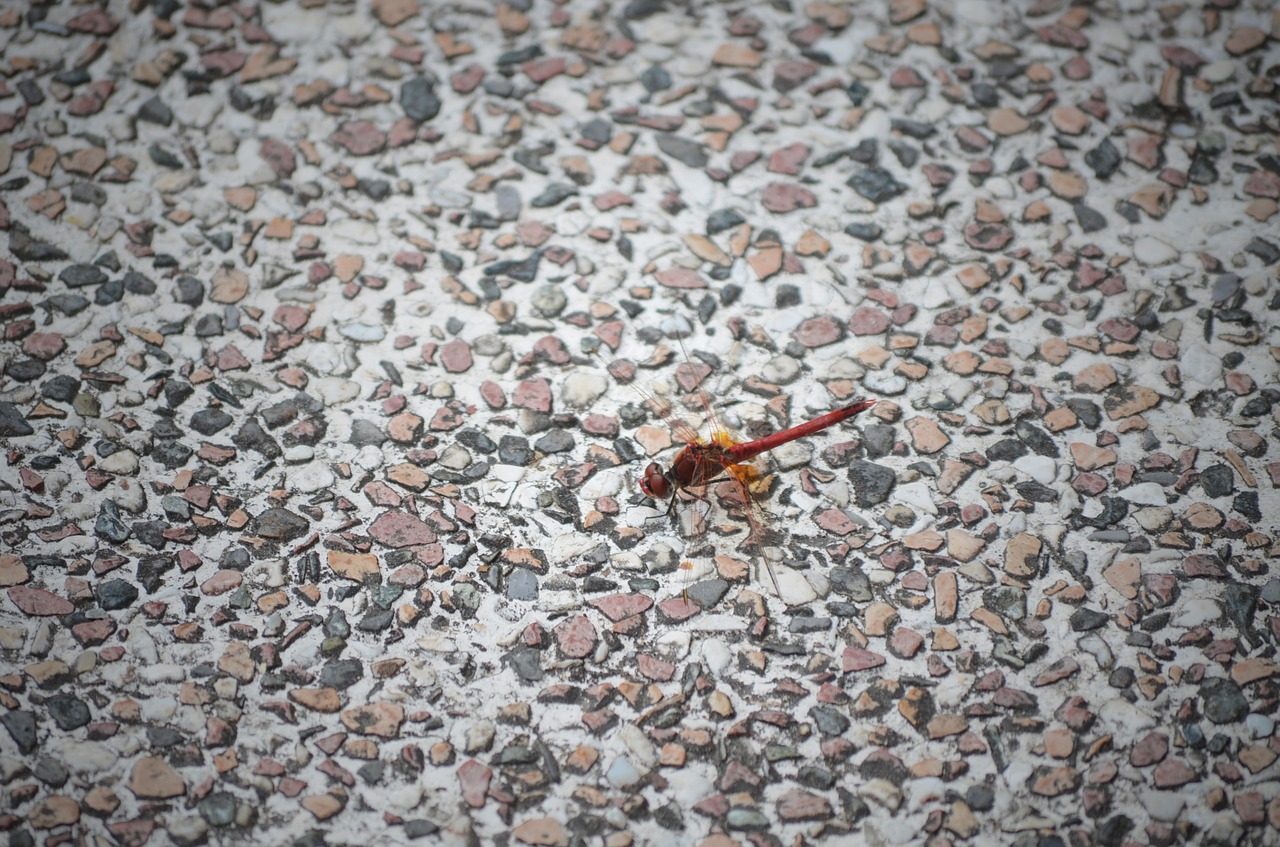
[1141,791,1186,822]
[761,354,800,384]
[98,450,139,475]
[139,665,185,684]
[330,218,379,244]
[1124,483,1167,506]
[1201,61,1235,84]
[894,482,938,515]
[1171,598,1222,628]
[945,379,975,404]
[291,463,334,494]
[313,377,360,406]
[1245,713,1274,739]
[619,723,658,770]
[463,720,494,754]
[859,778,903,811]
[1133,236,1178,266]
[1013,455,1057,485]
[770,565,818,605]
[863,372,907,395]
[283,445,314,464]
[606,756,642,789]
[1076,634,1114,669]
[437,444,471,470]
[353,445,384,470]
[1098,697,1158,736]
[48,739,116,774]
[1133,507,1173,532]
[110,478,147,513]
[338,322,385,342]
[1179,343,1222,389]
[701,638,732,676]
[561,371,609,409]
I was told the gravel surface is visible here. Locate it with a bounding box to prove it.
[1,1,1279,846]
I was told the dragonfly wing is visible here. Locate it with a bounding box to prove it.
[606,355,704,446]
[649,395,702,446]
[677,491,711,540]
[712,461,781,595]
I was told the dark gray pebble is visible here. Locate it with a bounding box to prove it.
[96,579,139,611]
[847,167,906,203]
[848,460,896,507]
[1069,607,1108,631]
[45,693,91,731]
[401,75,441,122]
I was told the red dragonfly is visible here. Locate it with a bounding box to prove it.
[607,351,876,596]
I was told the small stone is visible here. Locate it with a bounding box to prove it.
[1152,758,1197,789]
[209,267,248,303]
[988,108,1030,135]
[328,551,379,582]
[219,641,254,682]
[849,461,896,507]
[1224,27,1266,56]
[1074,363,1117,392]
[340,702,405,738]
[368,511,437,547]
[553,615,597,660]
[199,793,238,827]
[847,167,907,203]
[290,688,342,713]
[401,75,441,122]
[1201,678,1248,724]
[1031,766,1081,797]
[776,789,833,822]
[301,792,346,820]
[29,795,80,829]
[2,711,38,754]
[254,507,308,541]
[1086,138,1121,179]
[0,402,35,436]
[587,593,652,622]
[654,135,708,168]
[8,585,74,616]
[761,183,816,213]
[905,417,949,454]
[457,759,492,808]
[850,306,891,335]
[712,43,763,68]
[129,756,186,799]
[1069,608,1108,632]
[512,817,569,847]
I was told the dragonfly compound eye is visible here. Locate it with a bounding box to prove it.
[640,462,671,499]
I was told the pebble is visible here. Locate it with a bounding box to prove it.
[770,566,818,605]
[128,756,186,799]
[606,757,643,790]
[1133,236,1178,266]
[848,167,907,203]
[338,323,386,342]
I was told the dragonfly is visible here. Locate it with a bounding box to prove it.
[606,347,876,597]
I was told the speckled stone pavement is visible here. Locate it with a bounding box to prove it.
[1,1,1279,845]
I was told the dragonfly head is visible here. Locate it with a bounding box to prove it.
[640,461,672,500]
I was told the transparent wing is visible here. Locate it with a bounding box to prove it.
[672,335,783,595]
[603,352,702,446]
[713,453,781,595]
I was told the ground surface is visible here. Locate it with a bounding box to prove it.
[2,1,1279,846]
